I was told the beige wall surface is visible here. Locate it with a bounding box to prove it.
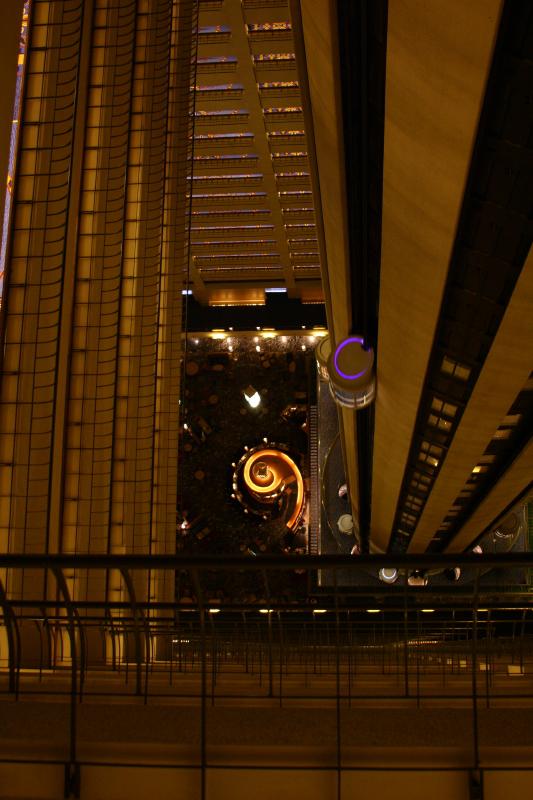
[299,0,359,516]
[371,0,502,551]
[3,763,533,800]
[300,0,351,348]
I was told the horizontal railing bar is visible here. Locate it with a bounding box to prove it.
[1,553,533,569]
[1,757,532,771]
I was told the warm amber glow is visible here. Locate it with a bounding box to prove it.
[208,288,266,306]
[242,448,305,530]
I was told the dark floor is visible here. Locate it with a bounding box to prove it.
[178,333,319,601]
[185,295,327,331]
[179,334,316,551]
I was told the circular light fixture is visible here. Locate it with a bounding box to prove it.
[408,572,428,587]
[337,514,354,535]
[378,567,398,584]
[334,336,366,380]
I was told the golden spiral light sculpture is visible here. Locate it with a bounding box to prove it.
[233,445,305,530]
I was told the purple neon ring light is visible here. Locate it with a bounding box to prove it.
[333,336,368,380]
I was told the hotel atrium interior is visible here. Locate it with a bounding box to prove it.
[0,0,532,798]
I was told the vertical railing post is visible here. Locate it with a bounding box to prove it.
[191,568,207,800]
[403,574,409,698]
[0,574,20,696]
[278,611,284,706]
[119,568,144,696]
[485,611,491,708]
[51,567,80,799]
[334,569,341,800]
[262,569,274,697]
[415,610,421,708]
[470,566,483,797]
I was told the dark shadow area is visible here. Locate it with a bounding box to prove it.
[178,333,319,602]
[184,295,326,331]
